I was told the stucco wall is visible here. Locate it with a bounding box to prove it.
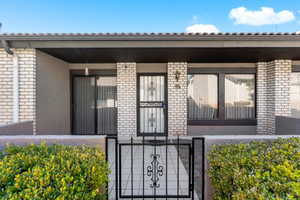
[36,50,70,135]
[0,121,33,135]
[188,125,256,135]
[0,135,106,151]
[69,63,116,70]
[137,63,167,73]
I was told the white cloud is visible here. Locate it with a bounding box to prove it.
[297,31,300,34]
[229,7,295,26]
[185,24,220,33]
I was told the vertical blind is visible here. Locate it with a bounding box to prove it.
[188,74,218,120]
[291,72,300,118]
[97,77,117,135]
[73,77,96,135]
[225,74,255,119]
[73,76,117,135]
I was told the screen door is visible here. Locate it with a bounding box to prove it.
[138,74,167,136]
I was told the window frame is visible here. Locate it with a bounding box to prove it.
[70,69,117,135]
[291,65,300,119]
[187,73,219,120]
[188,67,257,126]
[292,65,300,72]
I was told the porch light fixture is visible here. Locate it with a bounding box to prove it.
[85,67,89,76]
[174,70,181,82]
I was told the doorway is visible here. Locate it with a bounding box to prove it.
[72,74,117,135]
[137,74,167,136]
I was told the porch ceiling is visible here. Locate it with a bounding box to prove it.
[38,47,300,63]
[1,33,300,63]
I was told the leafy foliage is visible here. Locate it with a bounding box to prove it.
[208,138,300,200]
[0,143,109,200]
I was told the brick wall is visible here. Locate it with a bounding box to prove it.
[0,48,36,134]
[117,63,137,136]
[167,62,188,136]
[0,49,13,124]
[256,60,292,134]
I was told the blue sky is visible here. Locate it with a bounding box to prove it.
[0,0,300,33]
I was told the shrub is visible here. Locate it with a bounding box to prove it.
[0,143,109,200]
[208,138,300,200]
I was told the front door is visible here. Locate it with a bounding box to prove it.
[138,74,167,136]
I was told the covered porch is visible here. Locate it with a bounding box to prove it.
[2,33,300,136]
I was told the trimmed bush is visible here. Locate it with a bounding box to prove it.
[208,138,300,200]
[0,143,109,200]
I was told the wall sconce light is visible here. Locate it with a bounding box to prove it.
[85,67,89,76]
[175,70,181,82]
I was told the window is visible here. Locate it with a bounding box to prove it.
[71,70,117,135]
[291,72,300,118]
[188,68,256,125]
[188,74,218,120]
[225,74,255,119]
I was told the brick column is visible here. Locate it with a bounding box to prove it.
[256,62,268,134]
[117,63,137,136]
[18,49,37,133]
[167,62,187,136]
[0,48,36,134]
[256,60,292,134]
[273,60,292,117]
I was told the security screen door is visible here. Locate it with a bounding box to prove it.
[138,74,167,136]
[73,76,117,135]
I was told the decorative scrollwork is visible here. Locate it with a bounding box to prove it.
[148,81,156,96]
[146,154,164,188]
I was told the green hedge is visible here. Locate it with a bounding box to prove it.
[0,143,109,200]
[208,138,300,200]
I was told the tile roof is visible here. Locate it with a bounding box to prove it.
[0,32,299,41]
[0,32,299,36]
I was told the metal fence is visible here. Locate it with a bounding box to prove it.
[106,136,205,200]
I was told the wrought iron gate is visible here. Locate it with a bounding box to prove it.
[106,136,204,200]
